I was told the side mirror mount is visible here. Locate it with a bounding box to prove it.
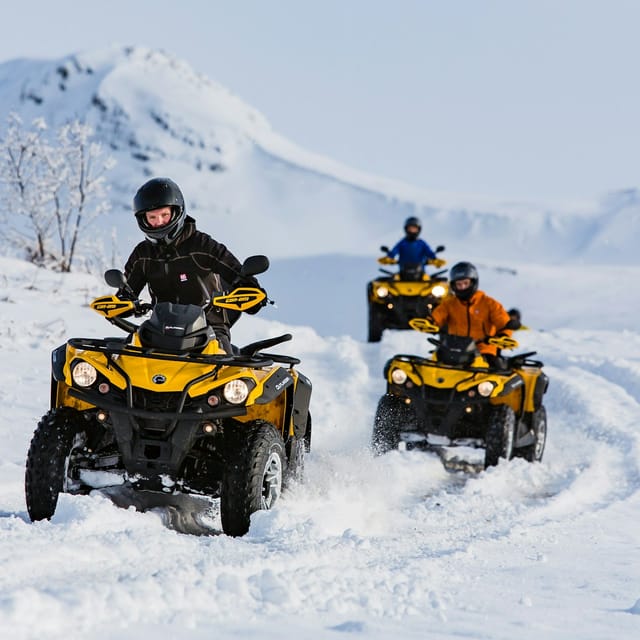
[435,245,445,253]
[241,254,270,277]
[105,269,135,298]
[380,245,390,253]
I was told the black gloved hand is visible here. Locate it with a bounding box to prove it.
[116,287,135,301]
[134,301,153,317]
[233,274,260,289]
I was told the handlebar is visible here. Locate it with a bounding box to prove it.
[90,284,268,331]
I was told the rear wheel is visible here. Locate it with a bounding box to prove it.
[518,406,547,462]
[484,405,516,468]
[221,421,286,537]
[371,394,413,455]
[25,408,89,521]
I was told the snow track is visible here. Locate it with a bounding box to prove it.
[1,268,639,639]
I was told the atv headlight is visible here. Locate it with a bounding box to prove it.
[477,381,495,397]
[432,285,446,297]
[223,379,250,404]
[391,368,408,384]
[72,361,97,387]
[376,286,389,298]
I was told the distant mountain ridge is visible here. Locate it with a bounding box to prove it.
[0,45,637,264]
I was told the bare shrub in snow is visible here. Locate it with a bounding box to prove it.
[0,113,115,272]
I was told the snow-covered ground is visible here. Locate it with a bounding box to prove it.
[1,255,639,640]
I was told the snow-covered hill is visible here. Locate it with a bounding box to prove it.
[1,45,639,266]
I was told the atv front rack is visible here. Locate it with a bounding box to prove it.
[390,352,543,375]
[68,335,301,368]
[64,334,301,425]
[387,353,510,376]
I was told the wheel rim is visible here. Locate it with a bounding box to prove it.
[261,451,282,510]
[503,411,515,459]
[63,432,87,492]
[534,413,547,460]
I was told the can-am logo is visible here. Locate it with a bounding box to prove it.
[152,374,167,384]
[275,376,291,390]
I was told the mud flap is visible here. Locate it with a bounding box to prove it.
[292,372,312,439]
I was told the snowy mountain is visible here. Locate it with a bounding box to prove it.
[1,47,640,640]
[1,44,639,267]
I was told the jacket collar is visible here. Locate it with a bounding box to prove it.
[174,216,196,244]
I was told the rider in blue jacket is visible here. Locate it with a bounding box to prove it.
[385,217,443,278]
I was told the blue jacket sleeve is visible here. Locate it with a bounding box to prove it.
[420,240,437,263]
[388,240,403,258]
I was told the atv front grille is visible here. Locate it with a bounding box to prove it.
[132,388,185,412]
[422,386,457,405]
[410,386,486,438]
[131,388,191,433]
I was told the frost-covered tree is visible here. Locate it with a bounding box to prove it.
[0,114,115,272]
[0,114,55,265]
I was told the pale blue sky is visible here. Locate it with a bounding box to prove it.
[2,0,639,201]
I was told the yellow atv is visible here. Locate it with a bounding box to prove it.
[371,319,548,469]
[25,256,312,537]
[367,245,449,342]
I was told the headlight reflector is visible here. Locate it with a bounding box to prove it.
[223,379,250,404]
[72,362,97,387]
[432,285,447,297]
[477,381,495,397]
[391,368,408,384]
[376,286,389,298]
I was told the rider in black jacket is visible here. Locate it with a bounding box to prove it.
[122,177,263,352]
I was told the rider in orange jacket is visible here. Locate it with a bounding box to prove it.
[431,262,512,359]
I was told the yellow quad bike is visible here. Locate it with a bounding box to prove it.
[367,245,449,342]
[371,318,548,469]
[25,255,312,537]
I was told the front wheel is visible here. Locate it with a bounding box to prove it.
[484,405,516,468]
[221,421,286,537]
[25,408,89,521]
[371,394,414,455]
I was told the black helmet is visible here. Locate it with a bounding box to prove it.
[449,261,479,301]
[404,216,421,240]
[133,177,186,244]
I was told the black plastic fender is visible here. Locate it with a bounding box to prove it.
[496,375,525,397]
[50,343,67,408]
[51,343,67,382]
[533,371,549,409]
[255,368,294,405]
